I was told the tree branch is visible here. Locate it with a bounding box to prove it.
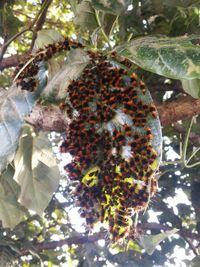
[156,95,200,126]
[0,54,27,71]
[18,232,105,256]
[30,0,53,50]
[25,104,69,132]
[26,95,200,132]
[17,223,200,257]
[0,0,52,67]
[138,223,200,241]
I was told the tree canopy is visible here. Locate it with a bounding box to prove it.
[1,1,200,267]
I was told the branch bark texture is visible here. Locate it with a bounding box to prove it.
[157,95,200,126]
[26,95,200,132]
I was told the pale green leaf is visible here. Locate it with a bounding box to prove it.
[192,256,200,267]
[33,29,63,51]
[0,86,35,174]
[42,49,90,100]
[182,79,200,98]
[91,0,131,15]
[139,228,179,255]
[0,165,26,229]
[116,35,200,80]
[13,126,61,216]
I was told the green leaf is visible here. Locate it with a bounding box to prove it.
[91,0,131,15]
[33,29,64,51]
[116,35,200,80]
[42,49,90,100]
[102,13,117,37]
[192,256,200,267]
[182,79,200,99]
[139,228,179,255]
[0,87,35,174]
[74,0,98,32]
[13,126,61,216]
[0,165,26,229]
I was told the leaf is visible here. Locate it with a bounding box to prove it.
[74,0,98,32]
[102,13,117,37]
[42,49,90,100]
[0,165,26,229]
[13,126,61,216]
[182,79,200,98]
[33,29,64,51]
[0,86,35,174]
[116,35,200,80]
[192,256,200,267]
[91,0,131,15]
[138,228,179,255]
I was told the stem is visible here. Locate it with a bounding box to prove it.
[185,160,200,169]
[186,147,200,165]
[0,0,52,64]
[109,15,119,39]
[94,10,112,49]
[182,116,195,165]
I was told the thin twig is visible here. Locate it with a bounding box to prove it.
[94,10,112,49]
[182,235,198,256]
[0,0,52,66]
[183,116,195,165]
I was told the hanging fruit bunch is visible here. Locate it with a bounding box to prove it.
[14,37,162,242]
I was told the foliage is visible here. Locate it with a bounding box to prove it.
[0,0,200,267]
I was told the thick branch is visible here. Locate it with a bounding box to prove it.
[19,232,105,256]
[156,95,200,126]
[26,95,200,132]
[0,54,26,71]
[30,0,53,50]
[25,104,69,132]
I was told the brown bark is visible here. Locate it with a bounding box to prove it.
[26,104,69,132]
[26,95,200,132]
[156,95,200,126]
[0,54,26,70]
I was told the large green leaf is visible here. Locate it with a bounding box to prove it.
[116,35,200,80]
[0,165,26,229]
[138,228,179,255]
[0,87,35,174]
[13,126,61,216]
[74,0,98,32]
[42,49,90,100]
[91,0,131,15]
